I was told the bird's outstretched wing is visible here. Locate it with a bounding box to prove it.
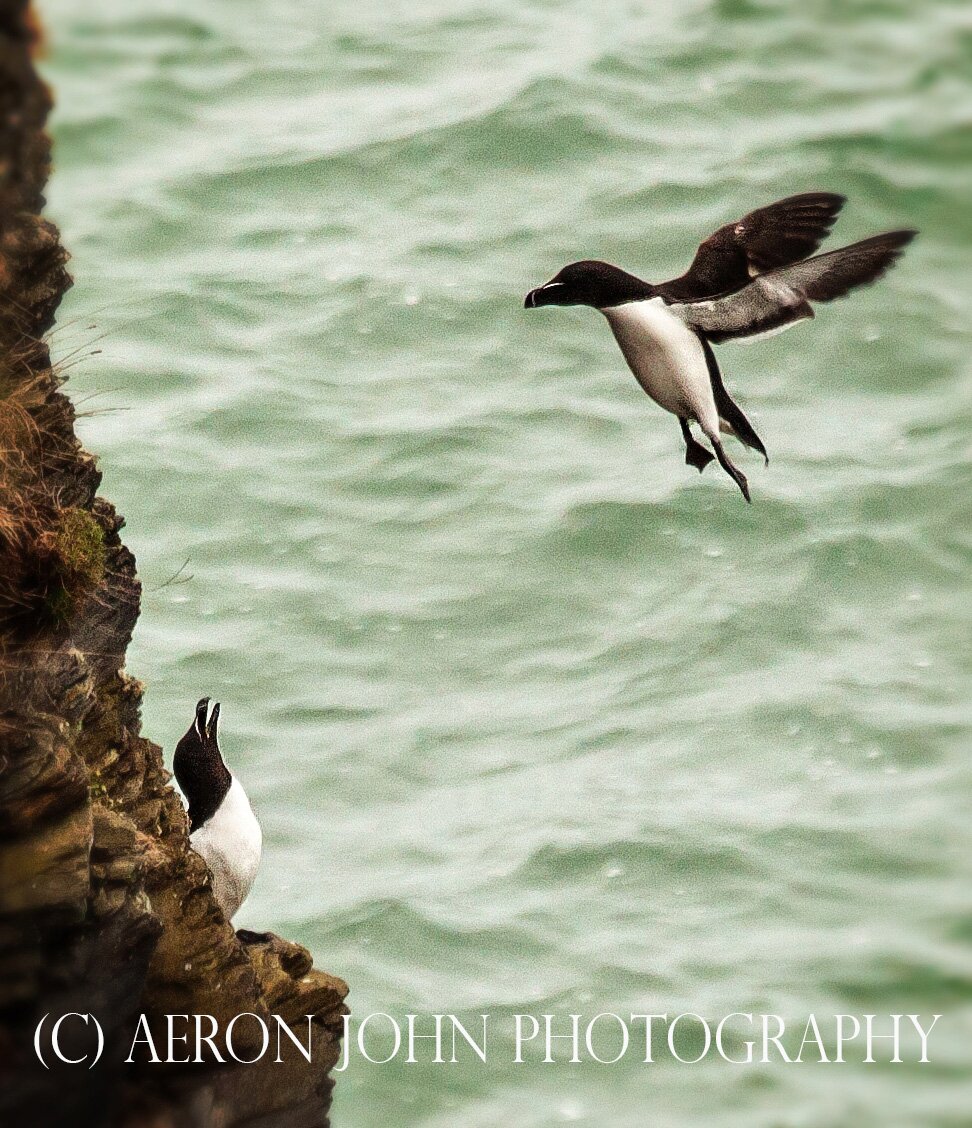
[657,192,847,302]
[672,230,916,343]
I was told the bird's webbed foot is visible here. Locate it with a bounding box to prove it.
[679,418,715,473]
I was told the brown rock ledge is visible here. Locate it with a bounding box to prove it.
[0,4,348,1125]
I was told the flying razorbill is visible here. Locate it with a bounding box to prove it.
[174,698,262,922]
[524,193,915,501]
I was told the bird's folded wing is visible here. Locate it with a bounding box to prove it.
[659,192,846,302]
[672,230,916,343]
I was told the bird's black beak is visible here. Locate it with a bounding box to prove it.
[524,282,565,309]
[207,702,221,742]
[194,697,210,737]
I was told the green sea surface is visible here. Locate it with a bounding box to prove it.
[41,1,971,1124]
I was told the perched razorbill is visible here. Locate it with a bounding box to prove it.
[173,698,262,921]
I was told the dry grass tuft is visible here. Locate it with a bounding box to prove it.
[0,347,104,636]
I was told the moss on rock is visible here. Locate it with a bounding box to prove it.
[52,506,106,586]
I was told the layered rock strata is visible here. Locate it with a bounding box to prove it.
[0,6,347,1124]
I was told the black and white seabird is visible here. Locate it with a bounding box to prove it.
[524,193,916,501]
[173,698,262,922]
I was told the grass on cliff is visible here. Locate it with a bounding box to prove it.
[0,349,107,635]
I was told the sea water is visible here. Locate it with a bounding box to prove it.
[42,1,971,1124]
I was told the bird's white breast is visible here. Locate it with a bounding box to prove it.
[602,298,718,432]
[190,775,262,922]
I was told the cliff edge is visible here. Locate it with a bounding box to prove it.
[0,5,347,1124]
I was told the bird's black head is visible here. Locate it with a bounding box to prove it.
[173,697,230,830]
[524,260,654,310]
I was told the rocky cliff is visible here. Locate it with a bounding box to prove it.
[0,4,347,1124]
